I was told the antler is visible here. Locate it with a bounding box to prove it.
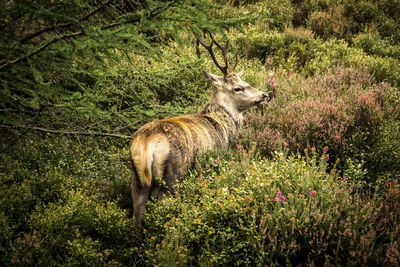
[194,30,238,76]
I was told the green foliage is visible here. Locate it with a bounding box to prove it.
[141,149,400,265]
[241,66,400,183]
[0,134,133,264]
[235,29,400,87]
[11,190,134,265]
[1,0,400,265]
[353,32,400,59]
[0,0,244,133]
[291,0,400,42]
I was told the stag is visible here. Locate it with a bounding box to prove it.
[130,31,272,226]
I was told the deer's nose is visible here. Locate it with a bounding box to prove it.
[262,93,272,102]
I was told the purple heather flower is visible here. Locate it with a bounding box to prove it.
[283,142,288,147]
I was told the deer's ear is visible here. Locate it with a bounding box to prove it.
[202,71,223,83]
[236,70,244,78]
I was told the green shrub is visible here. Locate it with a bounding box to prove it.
[307,4,355,40]
[353,32,400,59]
[234,28,318,70]
[240,66,400,182]
[10,190,135,265]
[141,148,400,265]
[0,134,133,264]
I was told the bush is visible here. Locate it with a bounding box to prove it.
[10,190,135,266]
[0,134,133,265]
[307,4,354,40]
[234,29,400,87]
[240,66,399,182]
[234,27,318,70]
[140,148,400,265]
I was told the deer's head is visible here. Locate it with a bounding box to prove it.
[195,31,270,114]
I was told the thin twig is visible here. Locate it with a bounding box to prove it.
[0,124,133,139]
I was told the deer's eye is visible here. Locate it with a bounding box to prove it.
[234,87,243,92]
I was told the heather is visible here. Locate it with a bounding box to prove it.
[240,66,400,182]
[1,0,400,265]
[139,148,400,266]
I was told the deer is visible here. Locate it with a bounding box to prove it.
[130,31,273,226]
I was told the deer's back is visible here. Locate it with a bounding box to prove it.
[130,112,232,187]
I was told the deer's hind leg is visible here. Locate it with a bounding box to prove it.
[132,172,151,227]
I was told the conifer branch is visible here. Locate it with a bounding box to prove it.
[0,32,83,70]
[20,0,113,44]
[0,124,133,139]
[0,1,177,71]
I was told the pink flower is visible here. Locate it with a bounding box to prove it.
[343,176,349,181]
[276,67,280,72]
[283,142,288,147]
[309,191,316,197]
[288,71,292,76]
[322,146,329,153]
[280,196,286,201]
[201,183,204,186]
[326,155,330,161]
[267,58,272,65]
[277,192,282,196]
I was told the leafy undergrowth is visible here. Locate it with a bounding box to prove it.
[141,146,400,266]
[2,137,400,265]
[241,65,400,183]
[1,0,400,265]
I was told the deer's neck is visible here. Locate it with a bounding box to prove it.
[200,102,244,134]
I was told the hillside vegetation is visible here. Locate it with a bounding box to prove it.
[1,0,400,265]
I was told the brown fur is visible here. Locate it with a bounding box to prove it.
[130,71,270,226]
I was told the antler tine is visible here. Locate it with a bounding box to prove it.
[207,32,229,73]
[230,54,238,72]
[194,30,229,75]
[209,33,238,72]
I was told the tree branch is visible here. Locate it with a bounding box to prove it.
[0,1,178,71]
[0,124,133,139]
[0,32,83,70]
[0,17,138,71]
[20,0,112,44]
